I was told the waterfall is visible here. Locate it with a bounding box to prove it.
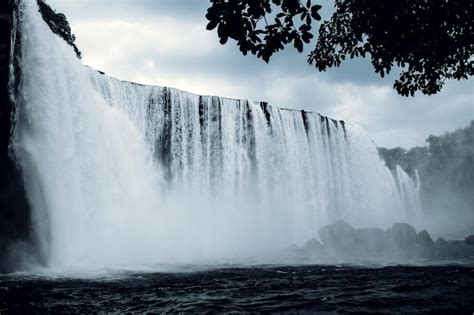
[11,0,423,268]
[395,166,423,225]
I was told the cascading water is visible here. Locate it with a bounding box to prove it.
[11,0,423,268]
[395,166,423,224]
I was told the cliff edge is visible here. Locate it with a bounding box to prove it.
[0,0,32,272]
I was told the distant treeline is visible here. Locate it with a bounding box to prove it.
[378,120,474,219]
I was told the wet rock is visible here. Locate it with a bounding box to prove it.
[315,221,474,261]
[435,237,448,246]
[37,0,81,58]
[317,221,450,260]
[319,220,358,251]
[465,235,474,245]
[435,240,474,259]
[417,230,434,247]
[416,230,435,257]
[387,223,418,250]
[1,0,34,272]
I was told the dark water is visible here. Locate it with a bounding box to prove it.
[1,265,473,313]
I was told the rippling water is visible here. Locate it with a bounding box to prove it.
[1,265,473,313]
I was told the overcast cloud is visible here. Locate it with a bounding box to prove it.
[47,0,473,148]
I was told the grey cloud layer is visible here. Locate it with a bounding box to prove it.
[47,0,474,148]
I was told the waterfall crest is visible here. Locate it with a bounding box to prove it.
[11,0,423,268]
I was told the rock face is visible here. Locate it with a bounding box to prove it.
[435,237,448,246]
[37,0,81,59]
[416,230,435,257]
[417,230,434,246]
[319,220,358,251]
[387,223,418,249]
[465,235,474,245]
[0,0,33,272]
[315,221,441,260]
[296,221,474,262]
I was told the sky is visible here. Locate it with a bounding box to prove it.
[47,0,473,148]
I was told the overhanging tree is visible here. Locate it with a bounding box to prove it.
[206,0,473,96]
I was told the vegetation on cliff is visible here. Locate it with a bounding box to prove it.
[37,0,81,59]
[379,121,474,233]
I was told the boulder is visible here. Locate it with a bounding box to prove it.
[416,230,435,257]
[435,240,474,258]
[37,0,81,58]
[435,237,448,246]
[387,223,418,250]
[319,220,358,251]
[465,235,474,245]
[417,230,434,247]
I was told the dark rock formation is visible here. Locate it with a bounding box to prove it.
[319,221,400,255]
[417,230,434,246]
[465,235,474,245]
[387,223,418,250]
[319,220,358,251]
[434,240,474,259]
[37,0,81,59]
[416,230,435,257]
[0,0,33,272]
[260,102,271,126]
[320,221,420,257]
[313,221,457,260]
[435,237,448,246]
[339,120,347,140]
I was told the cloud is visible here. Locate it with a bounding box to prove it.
[46,0,474,148]
[47,0,209,22]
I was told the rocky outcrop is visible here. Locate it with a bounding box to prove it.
[319,220,358,251]
[0,0,82,271]
[37,0,81,59]
[435,237,448,246]
[434,239,474,259]
[304,220,473,262]
[319,223,394,255]
[0,0,33,272]
[387,223,418,249]
[465,235,474,245]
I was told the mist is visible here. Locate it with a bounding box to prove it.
[379,121,474,239]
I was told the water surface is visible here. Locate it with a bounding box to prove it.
[1,265,473,313]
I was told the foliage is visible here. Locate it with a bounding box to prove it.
[205,0,322,63]
[424,121,474,191]
[37,0,81,59]
[311,0,473,96]
[378,146,429,176]
[207,0,473,96]
[379,121,474,214]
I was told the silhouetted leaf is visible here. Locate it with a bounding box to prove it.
[294,37,303,52]
[206,20,219,31]
[311,5,322,20]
